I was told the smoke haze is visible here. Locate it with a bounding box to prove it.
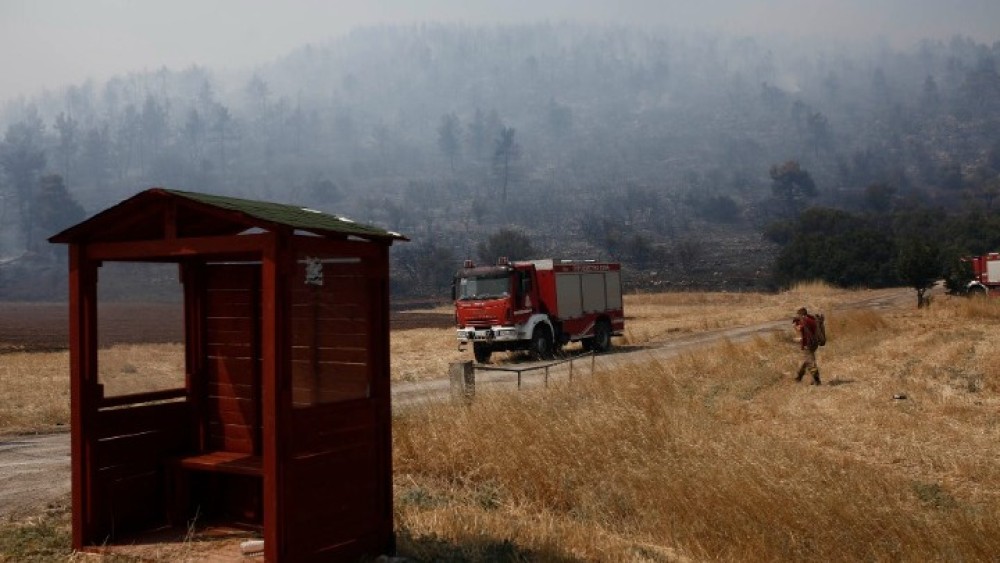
[2,0,999,104]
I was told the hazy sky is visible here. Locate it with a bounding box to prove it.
[2,0,999,105]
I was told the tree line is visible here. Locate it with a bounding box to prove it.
[1,24,1000,299]
[767,202,1000,306]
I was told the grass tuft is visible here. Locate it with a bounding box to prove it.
[0,504,71,561]
[954,294,1000,319]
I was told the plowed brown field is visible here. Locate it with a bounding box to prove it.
[0,302,452,354]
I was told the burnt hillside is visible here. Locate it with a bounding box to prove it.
[2,25,999,298]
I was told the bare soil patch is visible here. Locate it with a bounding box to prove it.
[0,302,183,354]
[389,310,453,331]
[0,302,453,354]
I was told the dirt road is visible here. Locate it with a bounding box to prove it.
[0,433,71,518]
[0,287,915,520]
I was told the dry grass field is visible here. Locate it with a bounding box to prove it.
[3,284,1000,560]
[391,290,1000,561]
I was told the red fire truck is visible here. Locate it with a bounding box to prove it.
[965,252,1000,296]
[454,258,624,363]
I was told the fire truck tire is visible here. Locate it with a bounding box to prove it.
[530,325,554,360]
[473,342,492,364]
[593,320,612,353]
[968,285,988,298]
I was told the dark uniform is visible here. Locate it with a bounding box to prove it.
[794,307,821,385]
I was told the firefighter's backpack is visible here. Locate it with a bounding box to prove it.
[813,313,827,346]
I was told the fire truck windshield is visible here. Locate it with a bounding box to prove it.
[456,274,510,300]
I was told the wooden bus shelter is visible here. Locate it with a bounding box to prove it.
[49,188,407,561]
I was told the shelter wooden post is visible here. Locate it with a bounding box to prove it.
[261,231,290,562]
[374,245,395,550]
[181,263,207,452]
[68,244,99,549]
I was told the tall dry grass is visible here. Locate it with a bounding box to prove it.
[0,351,70,432]
[5,287,999,561]
[391,324,469,382]
[394,296,1000,561]
[97,343,185,397]
[0,343,184,432]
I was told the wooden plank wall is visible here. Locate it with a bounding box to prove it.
[289,258,370,407]
[284,253,389,559]
[91,401,189,539]
[286,402,380,557]
[204,265,261,454]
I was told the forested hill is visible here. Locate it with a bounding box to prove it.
[1,24,999,299]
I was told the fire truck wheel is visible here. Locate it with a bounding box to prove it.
[593,320,612,353]
[968,285,988,298]
[530,326,554,360]
[473,342,492,364]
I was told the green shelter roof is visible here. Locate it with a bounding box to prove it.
[49,187,408,244]
[164,189,406,241]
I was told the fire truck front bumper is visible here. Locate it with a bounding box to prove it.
[457,327,520,345]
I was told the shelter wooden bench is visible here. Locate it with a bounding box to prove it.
[176,451,262,476]
[168,451,263,527]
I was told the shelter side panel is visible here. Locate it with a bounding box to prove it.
[285,402,384,559]
[290,256,372,407]
[91,401,189,539]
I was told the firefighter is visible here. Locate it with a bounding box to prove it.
[792,306,821,385]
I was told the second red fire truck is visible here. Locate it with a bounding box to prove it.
[454,258,624,363]
[965,252,1000,296]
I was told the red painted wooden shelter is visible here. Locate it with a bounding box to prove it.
[49,188,407,561]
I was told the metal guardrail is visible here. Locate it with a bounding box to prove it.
[469,351,597,390]
[449,351,604,403]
